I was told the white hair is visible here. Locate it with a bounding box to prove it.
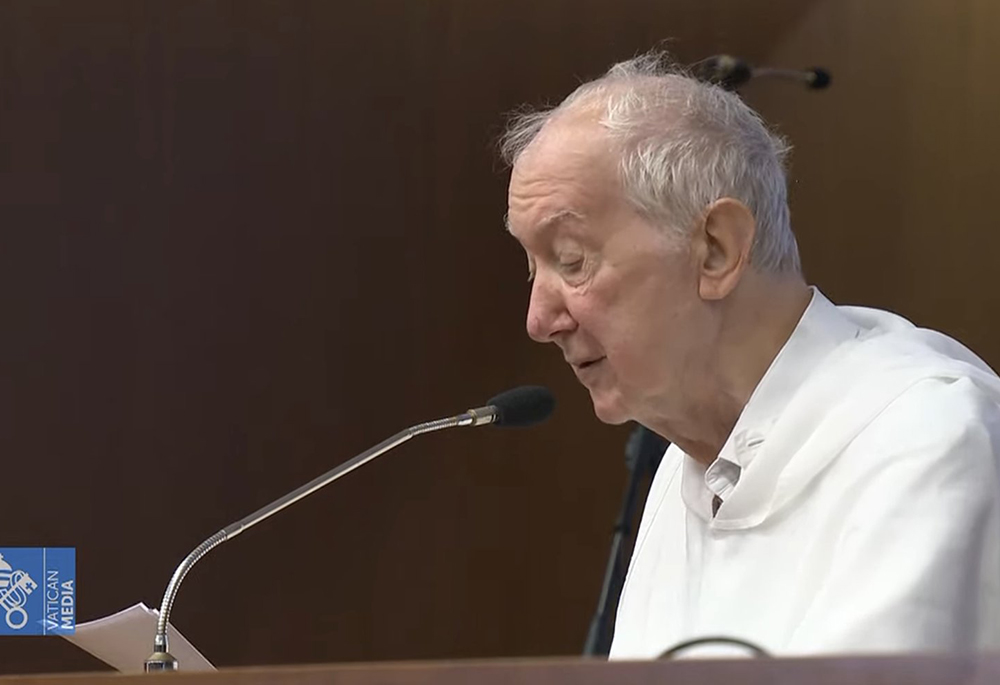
[501,52,800,275]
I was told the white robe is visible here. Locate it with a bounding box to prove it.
[609,289,1000,658]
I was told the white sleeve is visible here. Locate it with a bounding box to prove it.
[787,377,1000,653]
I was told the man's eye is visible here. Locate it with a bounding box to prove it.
[560,258,584,273]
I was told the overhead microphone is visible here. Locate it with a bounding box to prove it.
[693,54,831,91]
[144,385,554,672]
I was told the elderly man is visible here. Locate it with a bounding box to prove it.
[501,54,1000,657]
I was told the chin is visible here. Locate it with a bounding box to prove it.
[589,391,630,425]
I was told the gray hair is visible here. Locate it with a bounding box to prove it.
[500,52,800,275]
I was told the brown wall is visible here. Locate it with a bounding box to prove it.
[2,0,996,675]
[745,0,1000,366]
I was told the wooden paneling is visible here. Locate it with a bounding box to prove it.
[745,0,1000,367]
[6,0,946,675]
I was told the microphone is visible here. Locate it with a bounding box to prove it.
[693,54,831,91]
[488,384,556,427]
[144,385,554,672]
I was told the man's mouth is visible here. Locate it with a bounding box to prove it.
[574,357,605,370]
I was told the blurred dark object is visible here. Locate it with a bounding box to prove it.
[583,425,669,656]
[693,54,831,91]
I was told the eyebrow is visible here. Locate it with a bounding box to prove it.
[504,209,585,235]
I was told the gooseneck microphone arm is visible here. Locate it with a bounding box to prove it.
[145,386,554,672]
[144,412,490,670]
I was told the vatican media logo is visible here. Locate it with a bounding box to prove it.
[0,548,75,635]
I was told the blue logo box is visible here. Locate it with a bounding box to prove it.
[0,548,75,635]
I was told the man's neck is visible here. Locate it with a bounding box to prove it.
[654,275,812,467]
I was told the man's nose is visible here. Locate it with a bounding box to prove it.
[526,272,577,343]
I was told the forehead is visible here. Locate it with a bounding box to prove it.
[507,117,620,236]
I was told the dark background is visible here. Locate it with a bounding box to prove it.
[1,0,998,674]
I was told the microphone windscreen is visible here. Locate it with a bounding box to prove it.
[807,68,831,89]
[487,385,555,427]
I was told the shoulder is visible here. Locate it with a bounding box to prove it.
[837,375,1000,503]
[855,375,1000,454]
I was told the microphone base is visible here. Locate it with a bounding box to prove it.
[144,650,179,672]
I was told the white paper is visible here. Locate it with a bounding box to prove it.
[62,602,215,674]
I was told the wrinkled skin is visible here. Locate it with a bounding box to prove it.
[506,111,808,463]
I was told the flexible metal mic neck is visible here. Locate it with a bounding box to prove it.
[144,406,497,671]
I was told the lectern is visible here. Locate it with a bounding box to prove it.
[0,655,995,685]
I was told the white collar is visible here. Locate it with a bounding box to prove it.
[682,288,864,520]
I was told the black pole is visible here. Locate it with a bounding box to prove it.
[583,425,668,656]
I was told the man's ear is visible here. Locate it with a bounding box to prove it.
[695,198,756,301]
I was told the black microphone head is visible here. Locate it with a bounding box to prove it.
[486,385,555,427]
[807,68,831,90]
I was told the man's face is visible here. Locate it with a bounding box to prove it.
[507,117,710,426]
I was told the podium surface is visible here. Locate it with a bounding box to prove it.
[1,655,998,685]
